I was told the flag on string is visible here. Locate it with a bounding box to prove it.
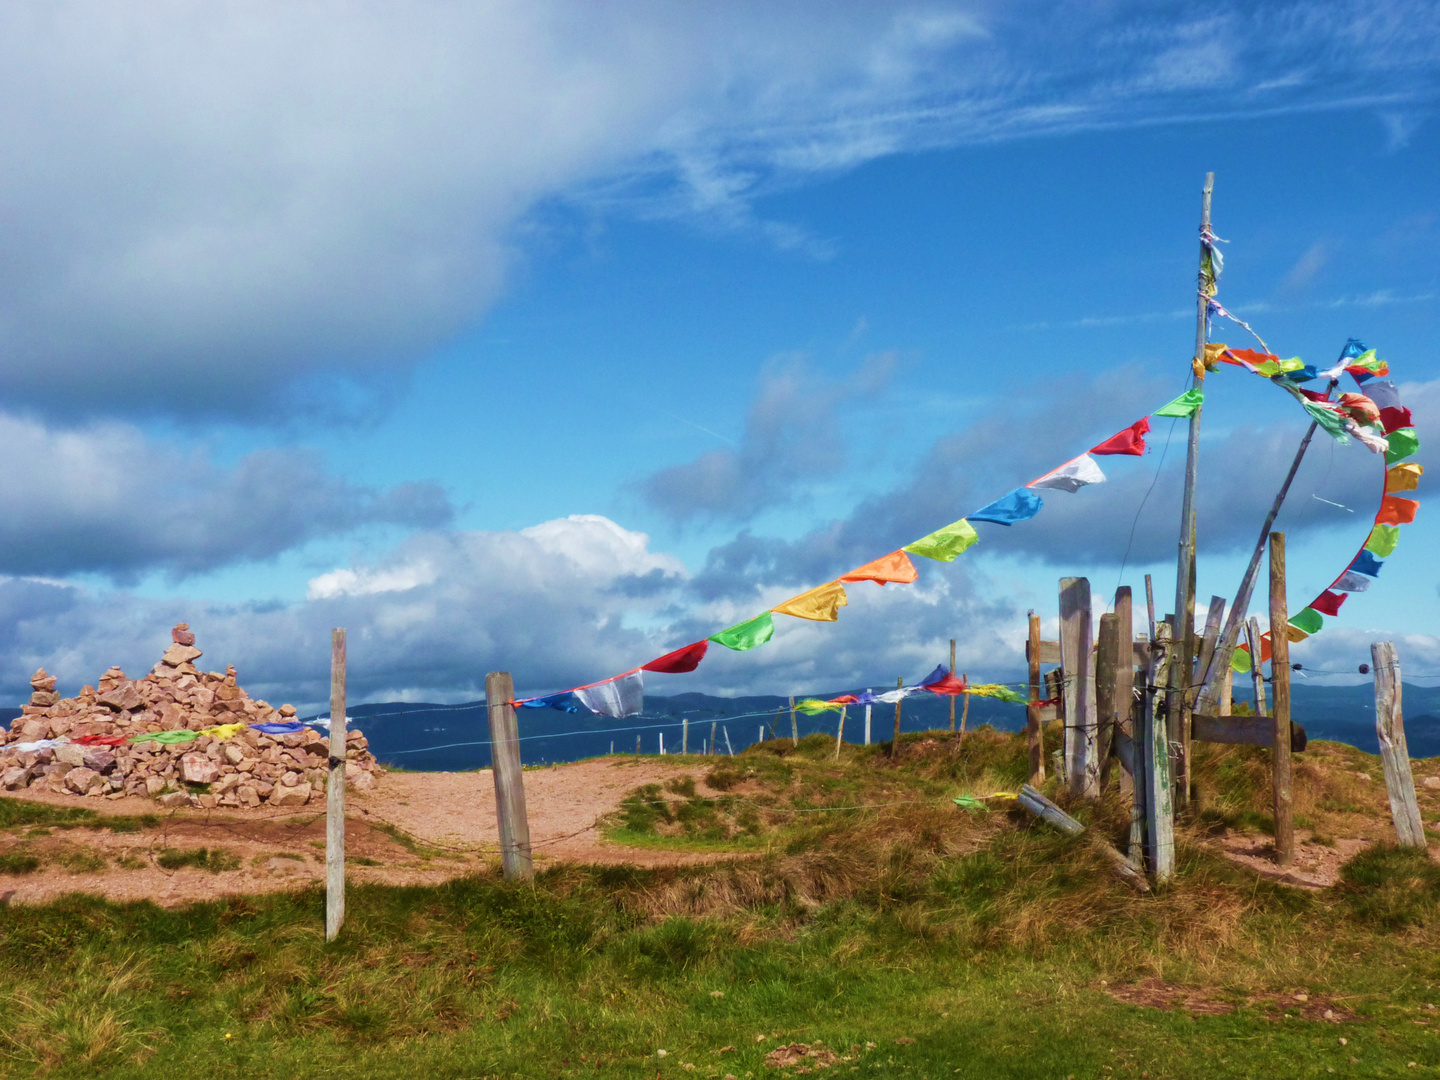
[1365,524,1400,557]
[839,550,917,586]
[1154,389,1204,418]
[1386,428,1420,464]
[795,698,845,715]
[1351,550,1384,577]
[1090,417,1150,456]
[642,639,709,673]
[709,612,775,651]
[1310,591,1347,616]
[1289,607,1324,635]
[921,670,967,696]
[1380,406,1413,434]
[1333,570,1372,593]
[970,488,1043,526]
[517,692,578,712]
[1345,350,1389,380]
[1302,400,1351,442]
[966,684,1028,703]
[575,670,644,719]
[903,519,979,561]
[1341,340,1370,360]
[1386,463,1423,493]
[1365,380,1402,410]
[772,581,848,622]
[1377,495,1418,526]
[1030,453,1106,493]
[1338,393,1382,426]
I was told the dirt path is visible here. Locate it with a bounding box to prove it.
[1,757,730,907]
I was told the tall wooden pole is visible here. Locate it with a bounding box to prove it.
[485,672,534,881]
[1026,610,1044,785]
[891,676,903,757]
[1168,171,1215,813]
[325,628,347,942]
[949,638,957,732]
[789,695,798,746]
[1144,619,1175,881]
[1268,534,1294,867]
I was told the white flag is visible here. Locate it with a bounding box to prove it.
[1029,453,1107,493]
[576,669,644,718]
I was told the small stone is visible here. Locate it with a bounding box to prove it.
[197,794,218,809]
[268,784,311,807]
[81,748,116,773]
[29,668,56,692]
[2,766,33,790]
[145,776,167,796]
[348,770,376,792]
[1294,993,1309,1003]
[223,743,246,766]
[180,753,220,785]
[97,683,143,712]
[65,766,102,794]
[28,690,60,707]
[55,744,87,768]
[278,704,297,718]
[171,623,196,647]
[162,643,203,668]
[1339,1037,1348,1046]
[1424,777,1440,791]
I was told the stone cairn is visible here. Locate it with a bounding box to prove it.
[0,624,382,809]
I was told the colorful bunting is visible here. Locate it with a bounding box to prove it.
[1154,388,1204,418]
[1386,428,1420,464]
[966,684,1028,704]
[642,640,710,673]
[772,581,848,622]
[1365,380,1401,410]
[1091,417,1150,456]
[709,612,775,651]
[1379,406,1413,434]
[795,698,844,715]
[1310,591,1347,616]
[1377,495,1418,526]
[1365,524,1400,558]
[1386,463,1423,493]
[970,488,1043,526]
[903,519,979,561]
[839,550,918,586]
[517,691,579,712]
[1333,570,1372,593]
[1351,550,1384,577]
[1301,400,1351,442]
[922,671,968,695]
[1030,453,1106,493]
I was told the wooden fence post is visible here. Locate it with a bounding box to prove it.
[789,696,798,746]
[1114,587,1135,794]
[1060,577,1098,797]
[682,718,689,754]
[325,628,347,943]
[1245,617,1267,716]
[1026,610,1045,784]
[864,703,872,746]
[485,672,534,881]
[835,705,846,760]
[949,638,957,732]
[1372,642,1426,848]
[1096,613,1120,793]
[1268,533,1294,867]
[1143,618,1175,881]
[891,676,903,757]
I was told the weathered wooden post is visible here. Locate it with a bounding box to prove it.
[1372,642,1426,848]
[1268,533,1294,867]
[1143,619,1175,881]
[949,638,957,732]
[1096,612,1120,793]
[682,718,689,754]
[890,676,903,757]
[864,703,872,746]
[834,705,846,760]
[1245,616,1267,716]
[709,720,718,756]
[789,696,798,746]
[325,628,347,942]
[959,675,971,740]
[485,672,534,881]
[1060,577,1098,797]
[1026,610,1045,784]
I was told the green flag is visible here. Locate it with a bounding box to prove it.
[1231,647,1253,674]
[1289,607,1323,636]
[1302,401,1351,443]
[709,612,775,652]
[128,729,199,745]
[795,698,842,715]
[1365,524,1400,558]
[903,519,979,562]
[1154,388,1204,418]
[1386,428,1419,465]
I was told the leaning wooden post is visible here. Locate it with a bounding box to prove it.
[709,720,718,756]
[1026,610,1045,784]
[834,705,846,760]
[325,628,347,943]
[1372,642,1426,848]
[1096,613,1120,793]
[1060,577,1098,797]
[890,676,903,757]
[484,672,534,881]
[949,638,957,732]
[1268,533,1294,867]
[1245,616,1267,716]
[1143,618,1175,881]
[1168,170,1216,813]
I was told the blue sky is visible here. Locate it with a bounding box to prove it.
[0,2,1436,707]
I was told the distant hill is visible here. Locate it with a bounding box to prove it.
[7,682,1436,770]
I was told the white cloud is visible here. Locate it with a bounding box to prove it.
[307,562,437,601]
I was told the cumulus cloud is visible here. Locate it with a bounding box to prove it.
[0,412,452,580]
[642,353,895,522]
[1,1,1435,418]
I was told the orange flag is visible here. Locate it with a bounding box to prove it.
[1377,495,1419,526]
[838,550,918,586]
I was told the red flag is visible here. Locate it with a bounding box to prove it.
[1380,406,1413,434]
[1228,347,1279,366]
[828,695,859,705]
[922,671,968,696]
[1376,495,1419,526]
[1310,591,1347,616]
[642,639,709,674]
[1090,417,1150,457]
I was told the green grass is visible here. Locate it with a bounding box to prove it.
[153,848,241,873]
[0,800,158,834]
[2,731,1440,1078]
[0,852,41,874]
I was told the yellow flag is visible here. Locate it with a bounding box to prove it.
[1386,462,1423,493]
[771,581,848,622]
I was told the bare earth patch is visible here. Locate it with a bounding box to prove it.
[1208,833,1382,889]
[0,756,734,906]
[1102,979,1358,1022]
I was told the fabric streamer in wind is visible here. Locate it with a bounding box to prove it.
[1091,418,1150,456]
[642,640,709,673]
[575,670,644,719]
[839,550,918,585]
[710,612,775,651]
[772,581,849,622]
[903,519,978,561]
[1029,453,1106,493]
[969,488,1043,526]
[517,691,579,712]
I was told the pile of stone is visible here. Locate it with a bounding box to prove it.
[0,624,382,809]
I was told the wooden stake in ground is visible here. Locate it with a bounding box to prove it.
[1268,532,1294,867]
[682,718,688,754]
[325,627,347,943]
[959,675,970,740]
[891,676,903,758]
[1372,641,1426,848]
[1113,587,1135,798]
[710,720,718,757]
[789,696,798,746]
[1168,170,1216,812]
[1143,619,1175,881]
[1059,577,1097,797]
[1096,613,1120,793]
[485,671,534,881]
[864,703,872,746]
[1026,610,1044,784]
[835,705,846,760]
[1245,617,1267,717]
[949,638,957,732]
